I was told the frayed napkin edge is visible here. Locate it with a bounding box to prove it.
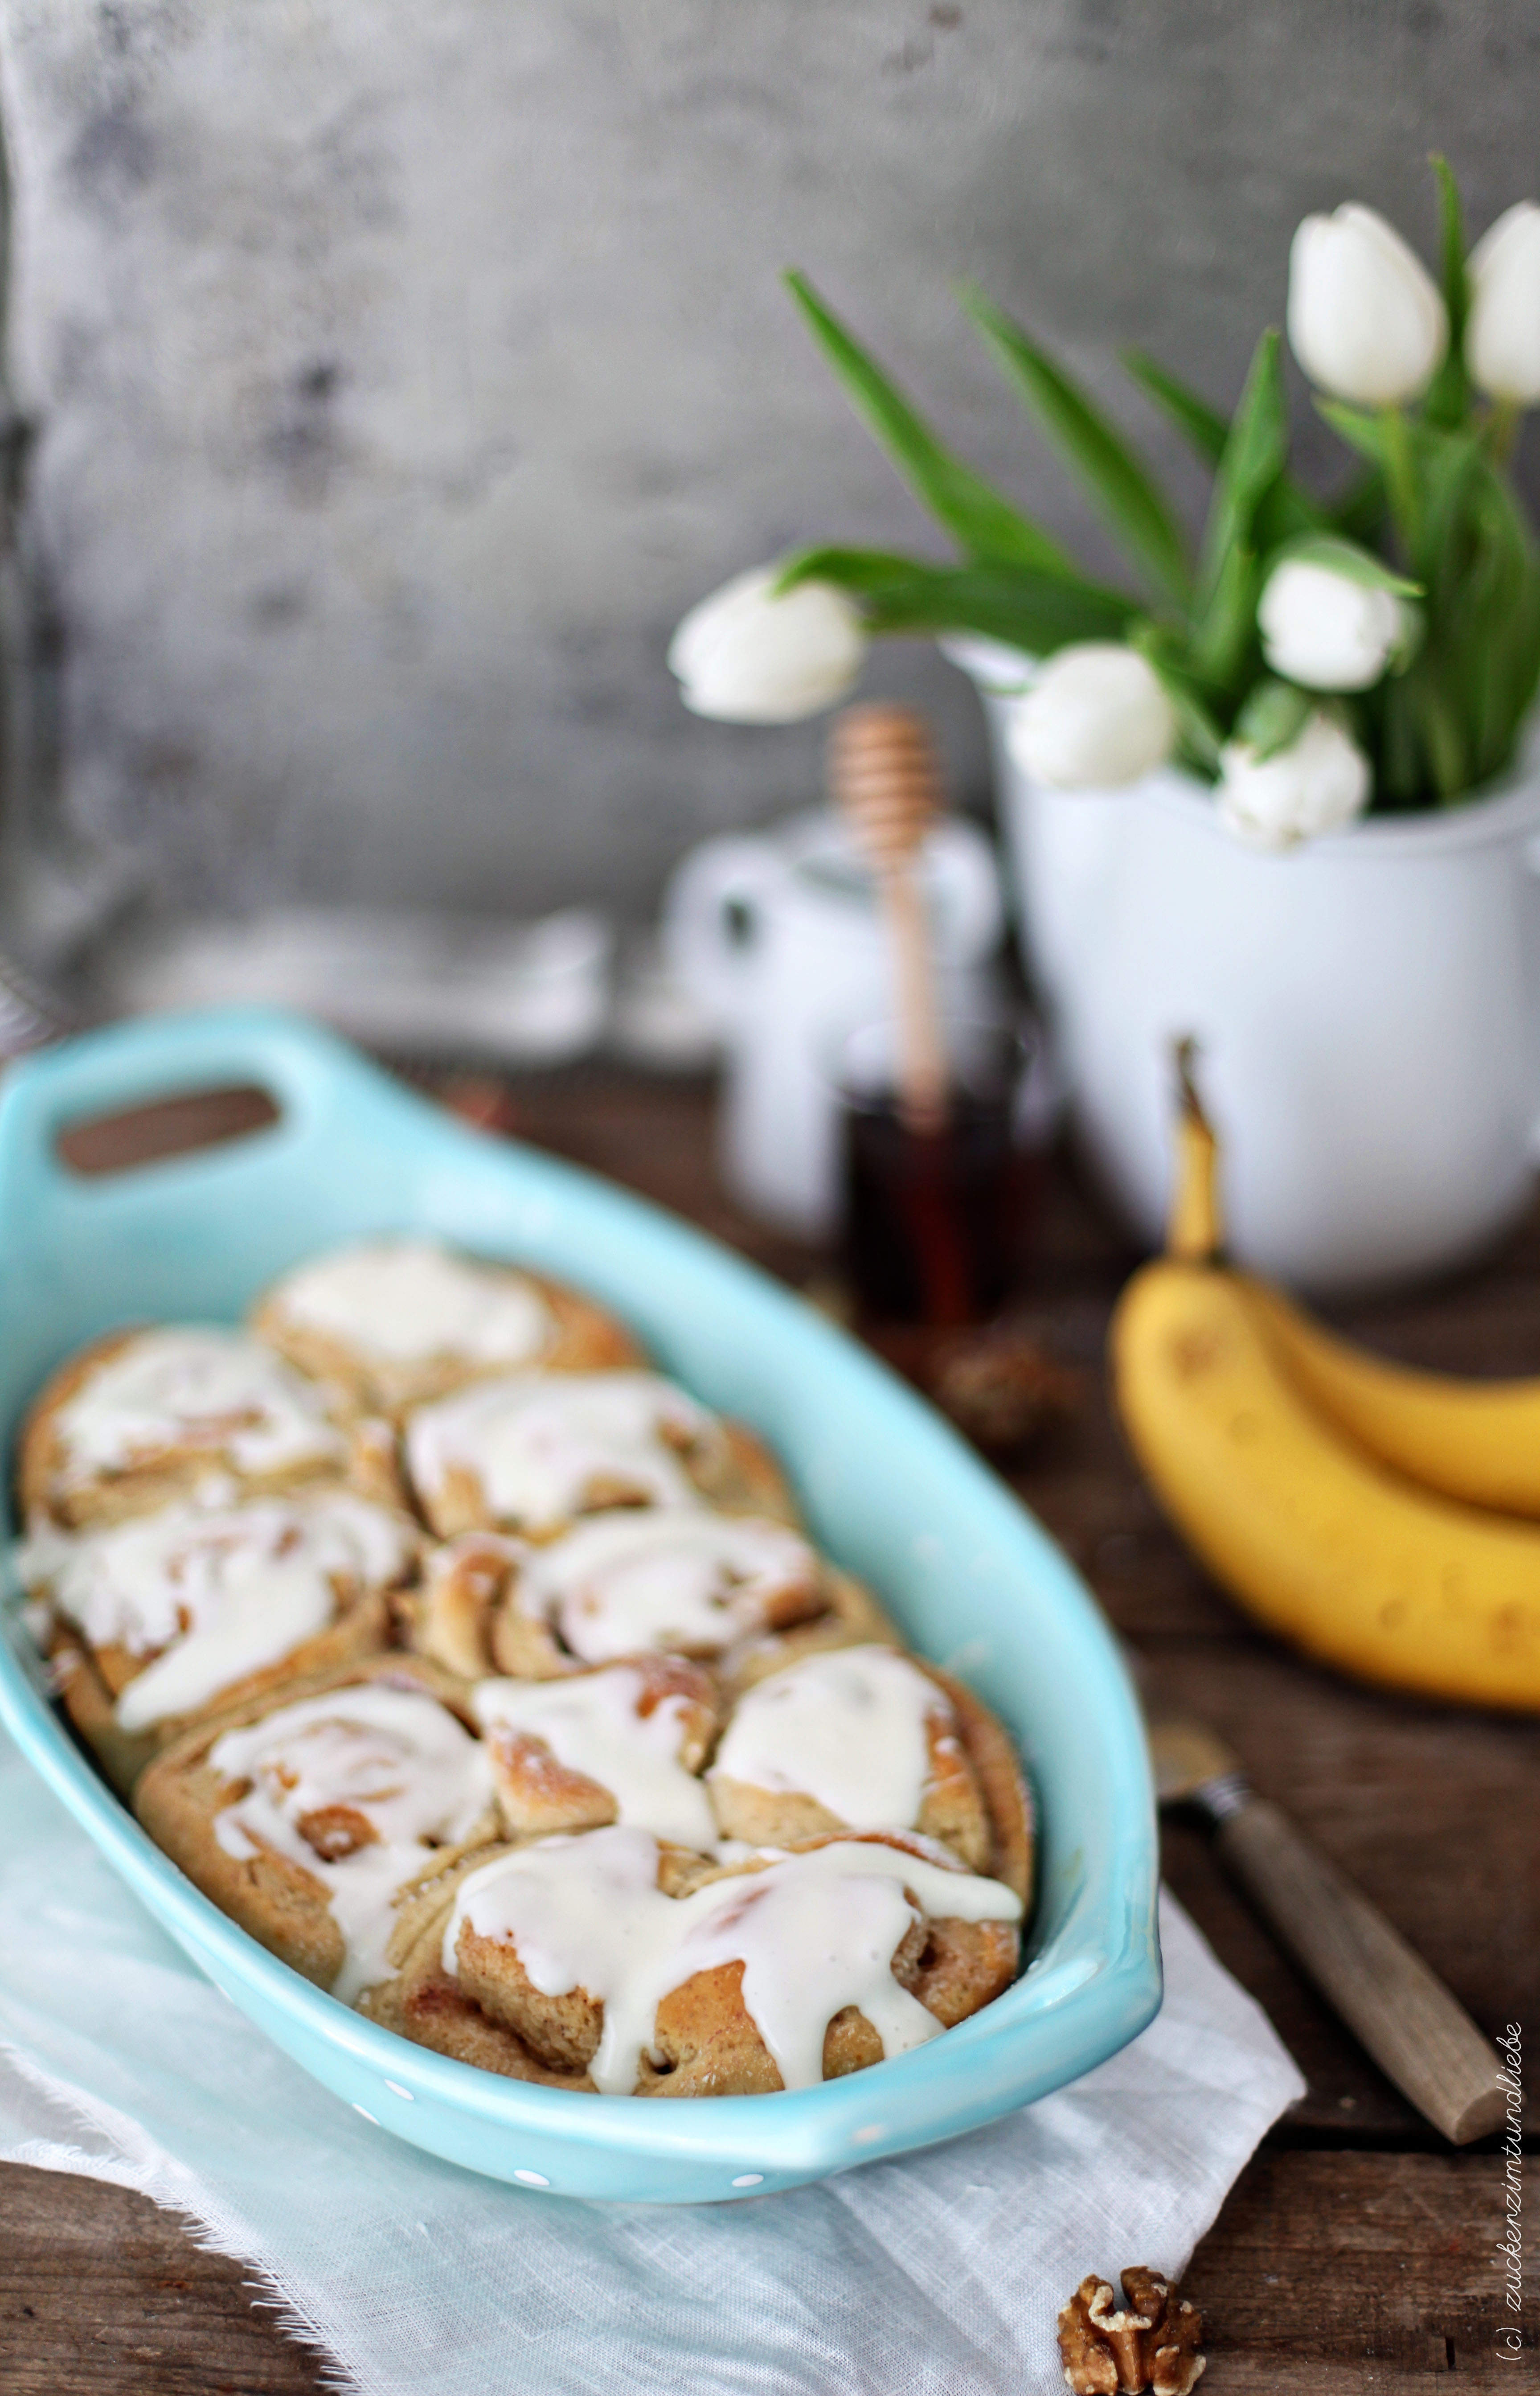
[1,2032,362,2395]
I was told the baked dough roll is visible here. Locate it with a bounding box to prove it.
[19,1325,350,1530]
[708,1645,1034,1893]
[20,1489,418,1794]
[402,1370,795,1540]
[135,1657,500,2000]
[252,1237,642,1414]
[405,1511,894,1686]
[471,1657,720,1849]
[377,1825,1024,2096]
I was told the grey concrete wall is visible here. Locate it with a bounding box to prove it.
[0,0,1536,948]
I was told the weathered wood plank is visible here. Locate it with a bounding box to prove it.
[0,2165,325,2394]
[5,2152,1529,2391]
[1148,1639,1539,2136]
[1188,2150,1536,2383]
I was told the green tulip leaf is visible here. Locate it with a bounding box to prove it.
[962,287,1192,606]
[1196,332,1288,610]
[1233,677,1314,763]
[1326,471,1388,546]
[1315,400,1385,471]
[1191,536,1260,689]
[1253,476,1327,550]
[1120,350,1230,468]
[1130,628,1226,776]
[1422,155,1470,431]
[784,274,1077,576]
[1373,673,1425,804]
[1388,599,1425,674]
[777,546,1140,653]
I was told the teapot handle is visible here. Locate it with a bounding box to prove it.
[662,836,785,1026]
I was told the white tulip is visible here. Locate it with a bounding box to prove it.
[1257,557,1406,692]
[1466,201,1540,405]
[1005,643,1175,790]
[1217,711,1371,850]
[668,566,866,723]
[1287,205,1448,406]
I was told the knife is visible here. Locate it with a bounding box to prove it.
[1147,1708,1507,2146]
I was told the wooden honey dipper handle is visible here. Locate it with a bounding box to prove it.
[828,704,949,1136]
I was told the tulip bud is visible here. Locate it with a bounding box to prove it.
[1257,557,1408,692]
[1217,710,1371,850]
[1465,201,1540,406]
[1287,205,1448,406]
[669,566,867,723]
[1005,643,1176,790]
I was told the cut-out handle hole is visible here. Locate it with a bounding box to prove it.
[56,1083,281,1176]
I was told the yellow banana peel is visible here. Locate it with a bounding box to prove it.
[1113,1260,1540,1709]
[1239,1275,1540,1518]
[1110,1050,1540,1710]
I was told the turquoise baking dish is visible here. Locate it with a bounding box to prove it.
[0,1005,1159,2204]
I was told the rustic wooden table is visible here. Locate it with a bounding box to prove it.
[2,1066,1534,2392]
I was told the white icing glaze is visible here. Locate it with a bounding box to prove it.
[443,1827,1020,2094]
[405,1372,713,1529]
[268,1239,554,1367]
[516,1509,818,1663]
[710,1645,939,1830]
[52,1326,345,1486]
[211,1683,494,2002]
[20,1491,414,1733]
[471,1668,716,1849]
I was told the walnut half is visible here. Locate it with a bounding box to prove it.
[1057,2267,1205,2395]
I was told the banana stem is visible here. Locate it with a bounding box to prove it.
[1168,1038,1224,1262]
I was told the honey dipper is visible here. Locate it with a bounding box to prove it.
[827,703,950,1137]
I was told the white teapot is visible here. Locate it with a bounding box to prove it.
[664,808,1004,1237]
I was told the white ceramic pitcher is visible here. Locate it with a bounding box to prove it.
[947,635,1540,1296]
[664,809,1004,1237]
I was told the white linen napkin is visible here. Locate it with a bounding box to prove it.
[0,1728,1304,2395]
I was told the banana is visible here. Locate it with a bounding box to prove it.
[1110,1047,1540,1710]
[1113,1260,1540,1708]
[1238,1276,1540,1518]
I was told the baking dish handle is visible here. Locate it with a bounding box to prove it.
[0,1006,410,1206]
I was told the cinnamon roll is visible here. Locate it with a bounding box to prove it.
[404,1510,894,1686]
[401,1370,795,1540]
[471,1655,721,1849]
[19,1488,418,1793]
[376,1825,1023,2095]
[252,1237,642,1415]
[707,1644,1032,1891]
[19,1325,350,1530]
[135,1657,500,1998]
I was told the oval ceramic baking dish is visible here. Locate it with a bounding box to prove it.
[0,1007,1160,2204]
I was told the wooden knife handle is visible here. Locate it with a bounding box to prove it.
[1215,1797,1505,2146]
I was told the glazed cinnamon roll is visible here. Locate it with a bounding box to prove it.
[401,1370,795,1540]
[707,1644,1033,1891]
[252,1237,642,1415]
[405,1510,894,1686]
[471,1655,721,1849]
[135,1656,500,1999]
[18,1325,350,1530]
[19,1488,419,1793]
[375,1825,1023,2095]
